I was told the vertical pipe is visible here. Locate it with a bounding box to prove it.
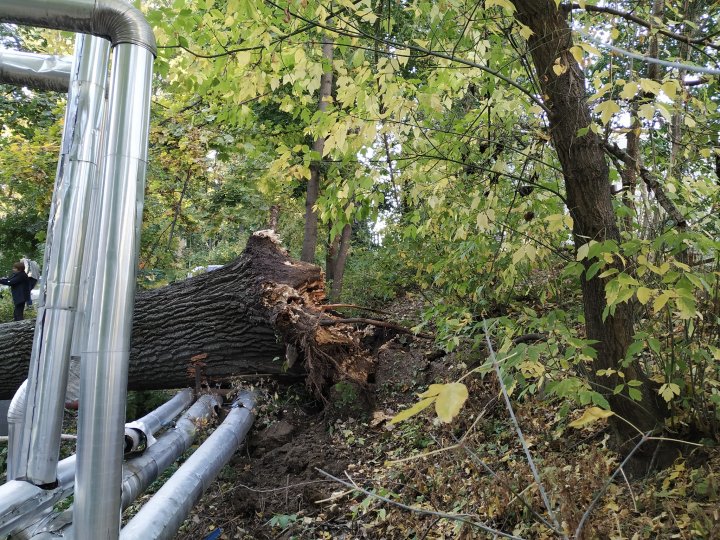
[73,43,154,539]
[18,34,110,486]
[6,380,28,481]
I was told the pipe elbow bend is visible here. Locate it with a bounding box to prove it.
[93,0,157,56]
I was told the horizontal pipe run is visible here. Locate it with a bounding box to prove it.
[120,393,256,540]
[1,394,202,538]
[0,0,156,55]
[0,49,71,92]
[124,388,194,453]
[121,394,221,509]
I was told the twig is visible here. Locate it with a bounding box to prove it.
[315,468,526,540]
[574,432,650,538]
[318,317,434,339]
[320,303,392,316]
[619,467,638,513]
[483,320,565,538]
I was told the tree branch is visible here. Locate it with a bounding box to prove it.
[605,143,688,229]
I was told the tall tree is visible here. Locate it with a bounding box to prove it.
[301,34,334,262]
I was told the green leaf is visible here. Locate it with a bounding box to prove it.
[628,387,643,401]
[568,406,614,428]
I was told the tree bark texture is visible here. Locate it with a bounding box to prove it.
[511,0,666,433]
[301,35,334,263]
[0,232,375,400]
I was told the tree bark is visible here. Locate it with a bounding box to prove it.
[0,232,375,400]
[510,0,666,434]
[329,222,352,302]
[301,35,334,263]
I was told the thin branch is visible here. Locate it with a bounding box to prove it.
[605,143,688,229]
[264,0,551,114]
[315,468,526,540]
[483,320,565,537]
[565,3,720,51]
[320,303,391,315]
[318,317,433,339]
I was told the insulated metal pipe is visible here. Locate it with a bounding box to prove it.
[120,393,256,540]
[121,394,221,509]
[73,41,154,539]
[0,0,156,55]
[6,380,28,481]
[18,33,110,486]
[124,388,194,454]
[0,456,74,538]
[5,393,203,539]
[0,49,71,92]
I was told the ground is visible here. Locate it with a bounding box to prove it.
[169,296,720,540]
[3,296,718,539]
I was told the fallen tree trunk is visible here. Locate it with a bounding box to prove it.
[0,231,375,400]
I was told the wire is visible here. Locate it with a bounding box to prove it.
[576,29,720,76]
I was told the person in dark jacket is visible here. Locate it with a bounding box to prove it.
[0,262,31,321]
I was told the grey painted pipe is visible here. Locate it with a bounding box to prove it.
[73,41,154,540]
[18,33,110,487]
[0,49,71,92]
[120,393,257,540]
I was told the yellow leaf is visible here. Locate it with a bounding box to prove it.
[569,46,583,64]
[636,287,653,305]
[568,406,614,428]
[553,62,568,76]
[418,384,445,398]
[620,81,639,100]
[517,22,533,40]
[653,291,673,313]
[595,100,620,124]
[389,397,436,424]
[434,383,469,423]
[576,242,591,261]
[659,382,681,402]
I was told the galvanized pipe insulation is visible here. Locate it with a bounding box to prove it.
[6,380,28,481]
[0,0,156,55]
[124,388,194,454]
[18,33,110,486]
[0,49,71,92]
[120,393,257,540]
[0,389,214,539]
[0,2,156,537]
[0,457,75,538]
[120,394,221,509]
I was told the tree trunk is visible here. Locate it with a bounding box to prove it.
[510,0,666,435]
[329,223,352,302]
[0,232,375,400]
[301,35,334,263]
[267,204,280,232]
